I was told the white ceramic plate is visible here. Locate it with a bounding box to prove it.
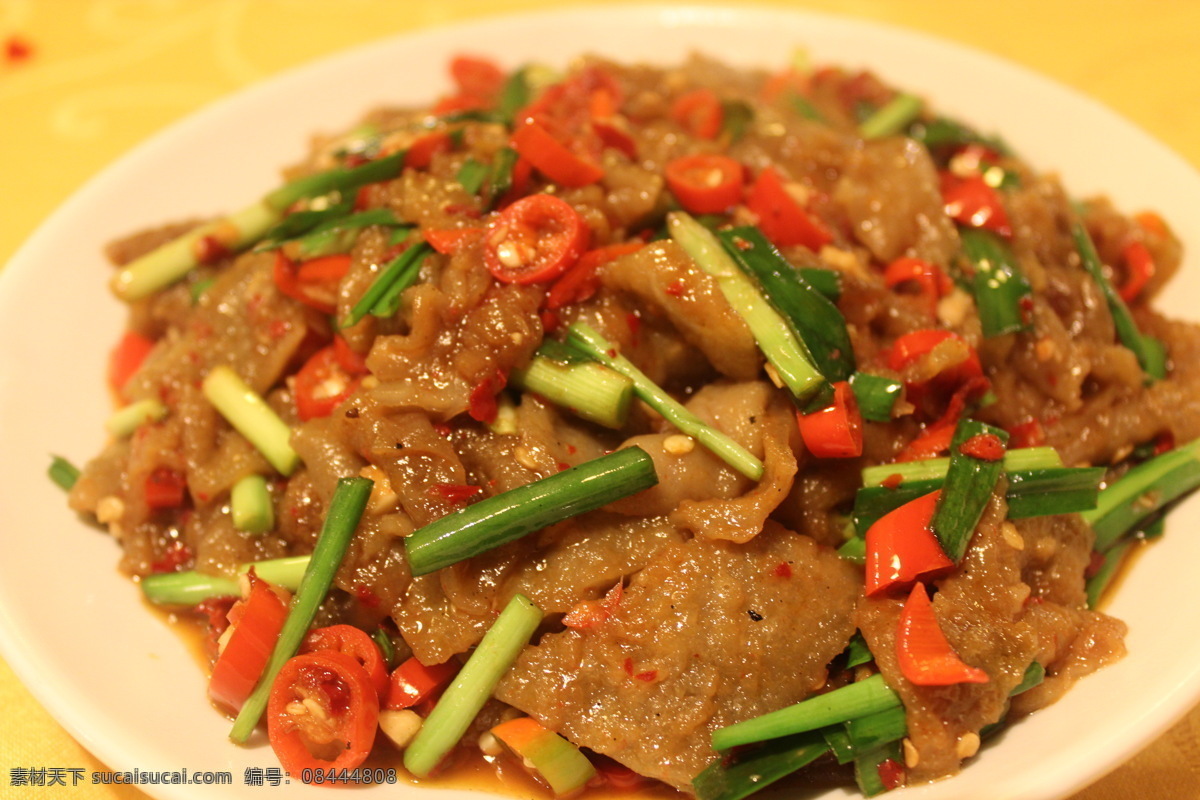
[3,5,1199,800]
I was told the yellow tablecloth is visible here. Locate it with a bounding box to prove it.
[3,1,1199,798]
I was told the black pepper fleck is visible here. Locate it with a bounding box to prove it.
[748,609,763,621]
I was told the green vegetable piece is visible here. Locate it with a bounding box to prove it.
[930,419,1010,562]
[405,447,658,576]
[1084,437,1200,551]
[712,674,900,751]
[861,446,1061,488]
[1072,221,1159,382]
[958,228,1033,338]
[48,455,81,491]
[567,322,764,480]
[456,158,490,195]
[341,240,430,327]
[230,476,373,743]
[202,366,300,476]
[264,151,406,212]
[231,474,274,534]
[845,705,906,752]
[669,213,826,402]
[860,93,922,139]
[105,398,168,439]
[717,225,856,383]
[850,373,903,422]
[693,731,830,800]
[509,353,633,429]
[404,594,544,778]
[140,555,312,606]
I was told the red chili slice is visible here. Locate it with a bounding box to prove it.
[385,657,460,711]
[664,154,745,215]
[483,194,589,284]
[671,88,724,140]
[293,345,361,421]
[300,624,390,702]
[796,381,863,459]
[940,172,1012,237]
[208,573,288,713]
[864,490,954,596]
[896,582,990,686]
[511,118,604,188]
[1119,241,1156,303]
[267,651,379,778]
[144,467,187,510]
[273,251,351,315]
[746,166,832,250]
[108,330,155,395]
[546,241,645,310]
[883,257,953,316]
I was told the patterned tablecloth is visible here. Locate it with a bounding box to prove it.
[3,1,1199,798]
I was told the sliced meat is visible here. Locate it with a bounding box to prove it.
[496,525,860,790]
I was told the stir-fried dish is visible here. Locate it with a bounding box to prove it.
[55,50,1200,798]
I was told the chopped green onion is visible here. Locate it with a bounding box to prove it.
[1072,221,1159,381]
[850,373,903,422]
[908,116,1012,158]
[958,229,1033,338]
[862,446,1061,487]
[669,213,825,402]
[854,740,903,797]
[202,365,300,476]
[341,241,431,327]
[264,151,405,212]
[457,158,490,195]
[230,476,373,743]
[712,673,900,751]
[719,100,755,143]
[931,419,1009,561]
[231,474,274,534]
[1012,661,1046,695]
[48,455,81,491]
[1084,437,1200,550]
[509,354,634,429]
[498,68,533,124]
[860,93,922,139]
[140,554,312,606]
[790,94,825,122]
[406,447,657,575]
[111,201,282,302]
[256,197,356,251]
[105,398,168,438]
[845,704,906,753]
[404,594,544,778]
[487,147,520,206]
[694,731,830,800]
[798,266,841,302]
[837,535,867,565]
[717,226,856,383]
[372,628,398,669]
[844,632,874,668]
[854,465,1104,535]
[567,322,764,480]
[286,209,404,259]
[824,726,857,765]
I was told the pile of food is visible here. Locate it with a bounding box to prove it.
[56,49,1200,798]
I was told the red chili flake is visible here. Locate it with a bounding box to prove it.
[625,312,641,345]
[433,422,453,437]
[355,584,381,609]
[1154,431,1176,456]
[882,473,905,490]
[429,483,482,504]
[1019,295,1035,325]
[959,433,1005,461]
[664,278,688,298]
[150,539,193,574]
[541,308,561,333]
[731,235,752,251]
[557,462,570,472]
[468,368,508,424]
[623,657,634,676]
[877,759,905,791]
[267,319,290,339]
[442,202,482,219]
[5,36,33,63]
[772,562,793,578]
[195,491,210,503]
[635,669,657,682]
[193,235,231,265]
[1085,550,1106,579]
[1024,594,1045,608]
[566,444,577,455]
